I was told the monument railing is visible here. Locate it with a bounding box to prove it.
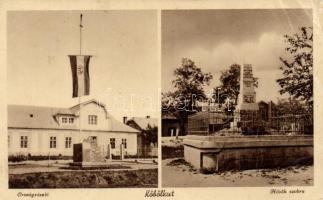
[187,110,313,136]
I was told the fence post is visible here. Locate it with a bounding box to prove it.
[107,144,110,160]
[120,143,124,160]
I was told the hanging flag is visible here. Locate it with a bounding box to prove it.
[69,55,91,98]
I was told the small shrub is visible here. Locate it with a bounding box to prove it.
[166,158,188,166]
[200,167,217,174]
[8,155,72,162]
[111,154,121,160]
[162,145,184,159]
[8,155,27,162]
[124,154,158,159]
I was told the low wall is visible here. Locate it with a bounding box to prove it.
[184,135,313,172]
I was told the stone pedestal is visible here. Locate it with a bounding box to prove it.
[71,137,106,167]
[184,135,313,173]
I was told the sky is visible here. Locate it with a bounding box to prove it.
[7,10,158,121]
[162,9,312,103]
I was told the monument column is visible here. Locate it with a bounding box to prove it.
[237,64,259,111]
[233,64,259,130]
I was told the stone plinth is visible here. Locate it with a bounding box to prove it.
[184,135,313,172]
[72,140,105,167]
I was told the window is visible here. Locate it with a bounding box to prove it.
[20,136,28,148]
[110,138,115,149]
[88,136,98,145]
[65,137,72,148]
[122,138,127,149]
[50,137,57,148]
[62,117,67,123]
[68,118,74,124]
[62,117,74,124]
[90,136,97,143]
[88,115,98,125]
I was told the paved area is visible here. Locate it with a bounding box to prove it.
[162,158,313,187]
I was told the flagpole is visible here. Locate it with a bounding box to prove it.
[79,14,83,143]
[79,96,82,143]
[80,14,82,55]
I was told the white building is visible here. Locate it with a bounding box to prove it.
[8,99,138,157]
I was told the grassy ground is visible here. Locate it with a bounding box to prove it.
[9,159,157,174]
[9,159,158,188]
[162,146,184,159]
[9,168,158,188]
[162,136,184,159]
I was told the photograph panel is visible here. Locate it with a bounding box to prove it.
[161,9,313,187]
[7,10,159,188]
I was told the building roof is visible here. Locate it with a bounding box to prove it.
[188,111,228,120]
[162,112,178,120]
[69,99,107,110]
[8,101,138,133]
[127,117,158,131]
[109,117,139,133]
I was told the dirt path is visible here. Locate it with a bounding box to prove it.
[162,158,313,187]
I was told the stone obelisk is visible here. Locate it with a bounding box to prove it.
[232,64,259,130]
[237,64,259,111]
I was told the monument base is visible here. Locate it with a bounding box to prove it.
[68,162,111,169]
[73,141,105,163]
[184,135,313,173]
[238,103,259,111]
[70,139,107,169]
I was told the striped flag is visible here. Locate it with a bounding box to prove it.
[69,55,91,98]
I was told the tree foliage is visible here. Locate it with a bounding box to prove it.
[163,58,213,112]
[214,64,240,105]
[275,97,310,115]
[162,58,213,134]
[171,58,213,109]
[277,27,313,107]
[143,124,158,145]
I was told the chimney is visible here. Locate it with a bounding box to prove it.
[123,116,127,124]
[146,115,150,119]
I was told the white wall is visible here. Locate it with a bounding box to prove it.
[8,102,138,157]
[71,102,111,131]
[8,129,137,156]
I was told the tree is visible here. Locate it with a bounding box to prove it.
[213,64,257,111]
[275,97,309,115]
[162,58,213,134]
[214,64,240,105]
[171,58,213,111]
[143,124,158,146]
[277,27,313,108]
